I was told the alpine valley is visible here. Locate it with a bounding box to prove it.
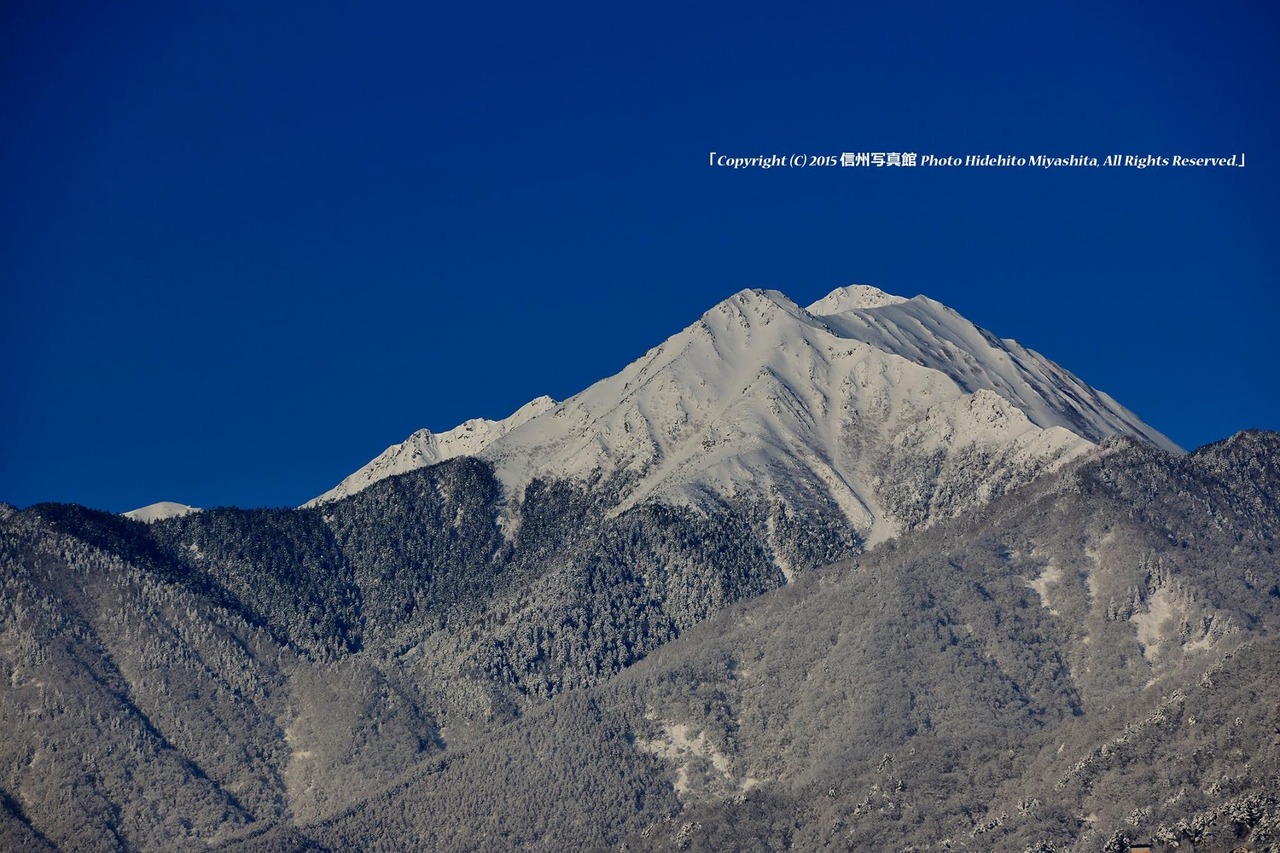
[3,286,1277,852]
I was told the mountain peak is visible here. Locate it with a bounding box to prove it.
[308,283,1178,541]
[123,501,201,523]
[806,284,907,315]
[512,395,557,418]
[713,287,804,316]
[696,289,817,338]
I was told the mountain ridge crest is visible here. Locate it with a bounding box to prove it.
[302,284,1178,547]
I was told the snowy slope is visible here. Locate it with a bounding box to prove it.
[308,285,1178,545]
[123,501,202,523]
[480,286,1177,543]
[811,291,1177,451]
[304,396,556,507]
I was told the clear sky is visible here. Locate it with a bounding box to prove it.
[3,1,1277,512]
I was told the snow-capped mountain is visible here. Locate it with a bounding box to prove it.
[123,501,202,522]
[309,285,1177,545]
[304,395,556,507]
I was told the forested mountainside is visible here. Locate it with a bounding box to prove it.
[2,431,1277,851]
[0,451,851,850]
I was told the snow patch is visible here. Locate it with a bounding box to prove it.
[1027,563,1063,615]
[1131,585,1229,666]
[1132,587,1177,661]
[639,713,751,800]
[283,720,317,809]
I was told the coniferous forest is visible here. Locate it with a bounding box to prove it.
[2,432,1279,850]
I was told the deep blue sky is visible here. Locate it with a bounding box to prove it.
[3,1,1277,512]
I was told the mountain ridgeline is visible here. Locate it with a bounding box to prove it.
[2,286,1277,851]
[306,287,1178,549]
